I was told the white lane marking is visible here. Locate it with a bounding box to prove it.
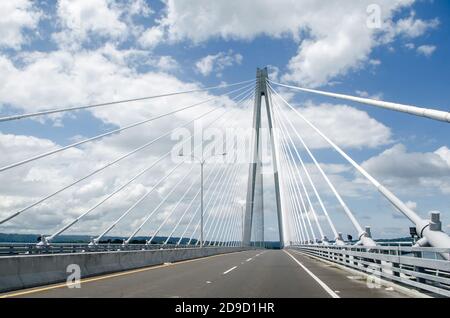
[246,258,252,262]
[223,266,238,275]
[206,281,212,284]
[284,250,340,298]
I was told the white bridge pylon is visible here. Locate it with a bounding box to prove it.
[243,68,284,247]
[244,68,375,248]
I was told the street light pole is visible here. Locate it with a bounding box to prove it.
[179,151,226,249]
[200,160,204,248]
[241,205,244,247]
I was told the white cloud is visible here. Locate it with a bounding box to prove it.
[138,26,164,49]
[392,12,439,38]
[416,44,436,57]
[282,4,439,87]
[155,1,438,87]
[403,42,437,57]
[154,55,179,72]
[195,56,216,77]
[195,50,243,77]
[52,0,143,49]
[123,0,153,17]
[267,65,280,82]
[0,46,204,127]
[0,0,42,49]
[278,102,392,150]
[436,146,450,166]
[363,144,450,178]
[162,0,301,42]
[361,144,450,194]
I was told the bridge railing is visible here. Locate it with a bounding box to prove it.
[0,243,236,256]
[291,244,450,297]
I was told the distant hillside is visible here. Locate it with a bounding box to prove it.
[0,233,196,245]
[0,233,413,246]
[375,237,414,243]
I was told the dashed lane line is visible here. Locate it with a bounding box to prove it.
[223,266,238,275]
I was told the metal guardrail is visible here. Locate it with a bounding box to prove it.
[0,243,241,256]
[291,244,450,297]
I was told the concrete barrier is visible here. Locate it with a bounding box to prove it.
[0,247,248,293]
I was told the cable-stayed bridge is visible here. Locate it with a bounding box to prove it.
[0,67,449,298]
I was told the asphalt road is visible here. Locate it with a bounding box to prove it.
[1,249,406,298]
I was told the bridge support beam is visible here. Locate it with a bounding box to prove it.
[244,68,284,248]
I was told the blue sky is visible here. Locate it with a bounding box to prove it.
[0,0,449,242]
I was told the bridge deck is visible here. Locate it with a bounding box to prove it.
[1,250,407,298]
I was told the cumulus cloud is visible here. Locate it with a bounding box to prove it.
[267,65,281,82]
[3,1,439,87]
[154,0,438,87]
[153,55,179,72]
[138,26,164,49]
[275,102,392,150]
[195,50,243,77]
[282,4,440,87]
[0,0,42,49]
[123,0,153,17]
[416,44,437,57]
[404,42,437,56]
[390,12,439,38]
[405,42,415,50]
[0,45,218,128]
[52,0,154,50]
[52,0,127,48]
[361,144,450,194]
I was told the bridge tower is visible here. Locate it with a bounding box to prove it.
[243,68,285,248]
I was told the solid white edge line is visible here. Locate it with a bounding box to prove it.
[284,250,340,298]
[223,266,238,275]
